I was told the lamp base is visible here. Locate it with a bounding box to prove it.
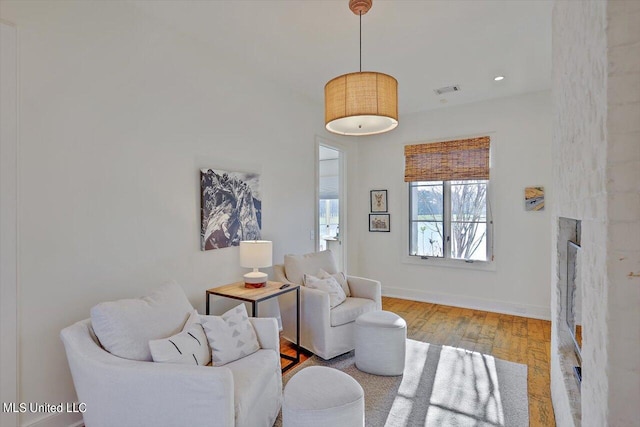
[244,282,266,289]
[244,271,268,289]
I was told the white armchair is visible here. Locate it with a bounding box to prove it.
[60,283,282,427]
[274,250,382,360]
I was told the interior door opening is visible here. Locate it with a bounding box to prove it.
[318,144,344,271]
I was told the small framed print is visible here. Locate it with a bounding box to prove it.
[525,186,545,211]
[370,190,388,212]
[369,214,390,232]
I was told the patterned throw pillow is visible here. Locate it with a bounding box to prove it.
[201,304,260,366]
[149,311,211,366]
[317,268,351,297]
[304,273,347,308]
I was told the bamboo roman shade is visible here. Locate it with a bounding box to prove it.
[404,136,490,182]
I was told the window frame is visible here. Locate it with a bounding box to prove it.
[405,180,494,270]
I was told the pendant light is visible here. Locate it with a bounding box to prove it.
[325,0,398,136]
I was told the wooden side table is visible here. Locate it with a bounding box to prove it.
[205,281,300,372]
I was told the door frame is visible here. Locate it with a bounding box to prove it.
[315,136,347,273]
[1,20,19,427]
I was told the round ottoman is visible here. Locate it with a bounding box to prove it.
[355,310,406,376]
[282,366,364,427]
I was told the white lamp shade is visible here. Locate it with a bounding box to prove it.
[239,240,272,268]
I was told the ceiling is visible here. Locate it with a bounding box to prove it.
[132,0,552,116]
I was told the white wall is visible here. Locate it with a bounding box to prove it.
[1,20,19,427]
[351,91,552,319]
[0,1,323,426]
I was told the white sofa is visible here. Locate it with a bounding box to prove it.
[60,282,282,427]
[274,250,382,360]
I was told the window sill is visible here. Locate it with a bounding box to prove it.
[401,255,496,272]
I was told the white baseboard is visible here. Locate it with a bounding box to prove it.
[382,286,551,320]
[23,410,83,427]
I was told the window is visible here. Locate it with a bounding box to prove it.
[409,180,490,261]
[404,136,491,263]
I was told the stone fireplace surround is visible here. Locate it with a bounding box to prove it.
[552,1,640,426]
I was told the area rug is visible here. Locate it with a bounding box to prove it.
[275,339,528,427]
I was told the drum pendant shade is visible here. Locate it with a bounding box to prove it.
[325,72,398,136]
[324,0,398,136]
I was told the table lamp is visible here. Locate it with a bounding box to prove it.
[239,240,272,288]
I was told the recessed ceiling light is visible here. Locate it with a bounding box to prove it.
[494,76,505,81]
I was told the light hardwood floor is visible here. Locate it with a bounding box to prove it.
[280,296,555,426]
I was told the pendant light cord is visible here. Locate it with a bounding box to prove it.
[359,11,362,72]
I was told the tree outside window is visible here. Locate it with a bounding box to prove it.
[409,180,489,261]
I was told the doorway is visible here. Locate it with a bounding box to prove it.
[317,142,345,271]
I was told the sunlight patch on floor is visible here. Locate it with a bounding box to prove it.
[383,342,430,426]
[427,346,505,426]
[384,395,414,427]
[398,342,431,397]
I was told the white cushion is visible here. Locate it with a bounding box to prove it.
[283,366,364,427]
[330,297,377,327]
[225,349,281,425]
[201,304,260,366]
[284,250,338,285]
[356,310,407,329]
[149,311,211,366]
[317,268,350,297]
[304,274,346,308]
[90,281,194,361]
[355,310,407,376]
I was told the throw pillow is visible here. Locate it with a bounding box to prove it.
[90,281,194,361]
[303,274,347,308]
[149,311,211,366]
[201,304,260,366]
[317,268,350,297]
[284,250,338,285]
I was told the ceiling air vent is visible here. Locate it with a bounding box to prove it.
[433,85,461,96]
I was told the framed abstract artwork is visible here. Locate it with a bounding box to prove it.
[525,186,544,211]
[200,168,262,251]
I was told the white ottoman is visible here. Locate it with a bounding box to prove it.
[283,366,364,427]
[355,310,406,376]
